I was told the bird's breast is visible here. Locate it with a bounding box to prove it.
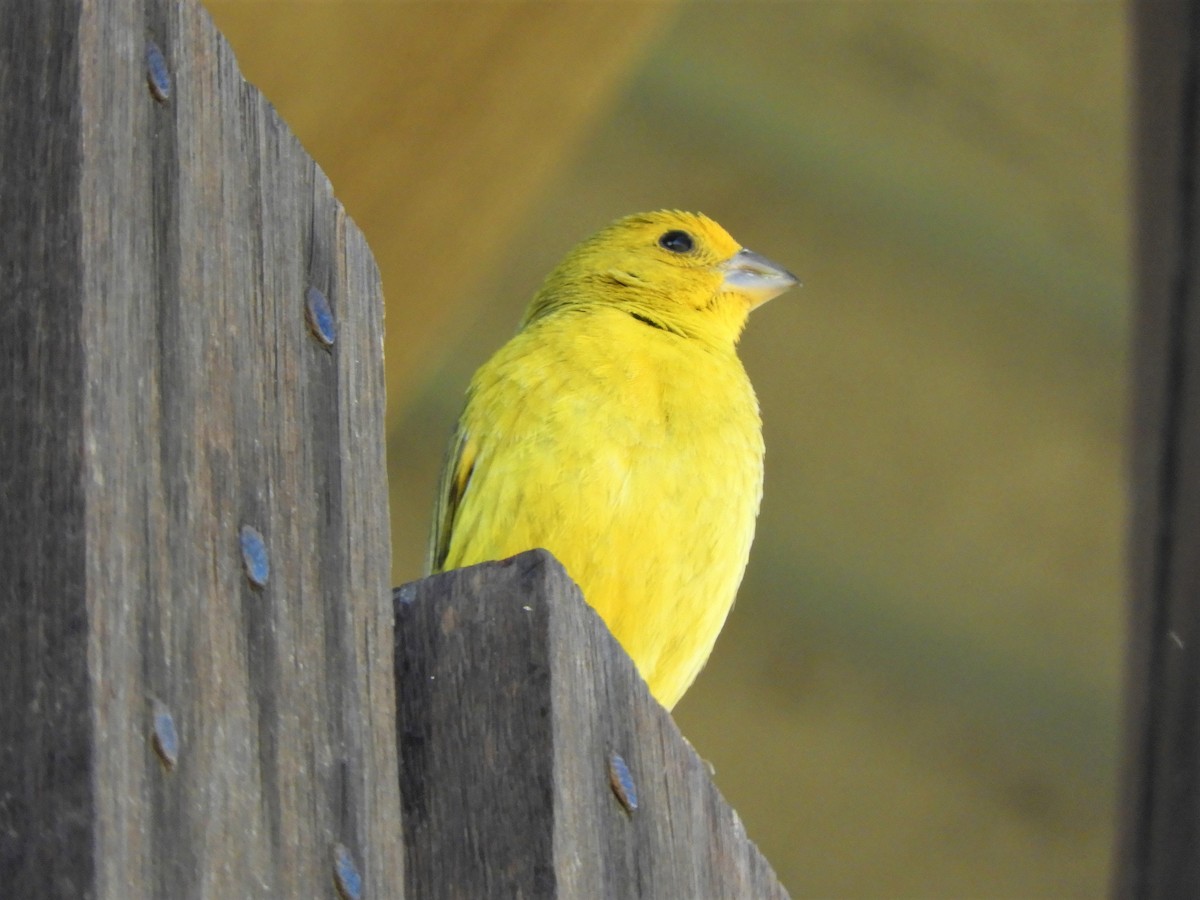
[458,311,765,706]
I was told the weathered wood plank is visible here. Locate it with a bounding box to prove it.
[1117,1,1200,896]
[0,2,92,894]
[395,549,788,900]
[0,0,402,896]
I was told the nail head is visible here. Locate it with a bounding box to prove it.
[608,751,638,813]
[305,286,337,348]
[151,700,179,771]
[240,524,270,588]
[333,843,363,900]
[145,41,171,103]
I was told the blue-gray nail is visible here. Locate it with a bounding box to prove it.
[151,700,179,771]
[608,751,638,813]
[332,843,363,900]
[240,524,270,588]
[305,286,337,348]
[145,42,171,103]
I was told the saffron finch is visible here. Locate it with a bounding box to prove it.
[428,210,796,708]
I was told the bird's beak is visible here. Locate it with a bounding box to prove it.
[720,249,798,308]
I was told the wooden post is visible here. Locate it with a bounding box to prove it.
[394,550,789,899]
[1118,1,1200,896]
[0,1,402,896]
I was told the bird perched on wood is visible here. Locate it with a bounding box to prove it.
[427,210,796,709]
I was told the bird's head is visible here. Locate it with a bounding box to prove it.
[522,210,797,349]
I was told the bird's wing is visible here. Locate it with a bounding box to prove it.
[425,420,478,575]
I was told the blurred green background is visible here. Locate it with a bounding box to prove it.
[206,2,1129,896]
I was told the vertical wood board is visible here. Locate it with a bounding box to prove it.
[395,550,789,900]
[1,0,403,895]
[1119,1,1200,896]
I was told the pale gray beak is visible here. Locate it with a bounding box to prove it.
[720,248,799,308]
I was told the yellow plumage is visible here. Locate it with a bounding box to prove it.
[428,210,796,709]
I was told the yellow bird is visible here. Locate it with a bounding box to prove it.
[428,210,796,709]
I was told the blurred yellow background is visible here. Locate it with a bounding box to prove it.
[205,3,1129,896]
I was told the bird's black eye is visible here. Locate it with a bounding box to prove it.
[658,230,694,254]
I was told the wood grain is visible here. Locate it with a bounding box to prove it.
[0,1,91,893]
[1118,1,1200,896]
[0,0,401,895]
[395,549,789,900]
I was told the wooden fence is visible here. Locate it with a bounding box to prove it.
[0,1,786,896]
[1116,2,1200,897]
